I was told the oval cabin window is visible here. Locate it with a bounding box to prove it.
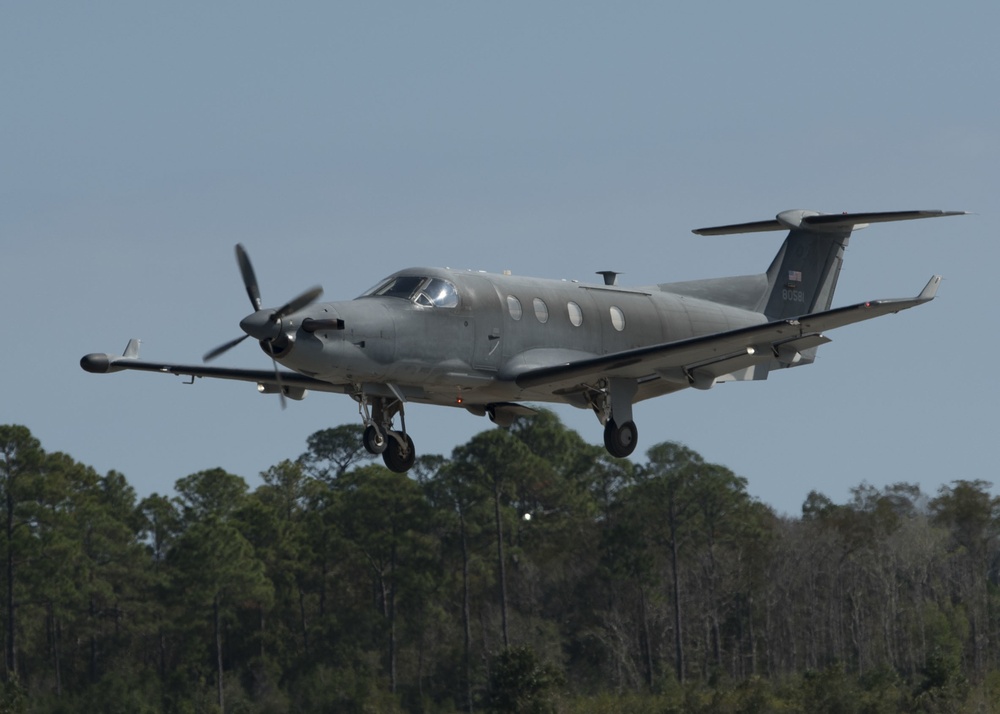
[533,298,549,324]
[567,301,583,326]
[610,306,625,331]
[507,295,522,320]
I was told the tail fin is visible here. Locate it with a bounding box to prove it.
[761,211,850,319]
[693,209,965,320]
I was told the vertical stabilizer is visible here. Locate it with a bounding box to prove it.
[761,211,851,319]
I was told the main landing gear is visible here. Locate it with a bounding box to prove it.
[358,394,416,473]
[589,377,640,459]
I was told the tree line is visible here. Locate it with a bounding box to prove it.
[0,416,997,713]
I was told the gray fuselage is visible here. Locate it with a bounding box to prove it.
[278,267,767,411]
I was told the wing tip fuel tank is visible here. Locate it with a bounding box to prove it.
[80,353,113,373]
[80,339,141,373]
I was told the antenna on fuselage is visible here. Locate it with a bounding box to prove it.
[596,271,620,286]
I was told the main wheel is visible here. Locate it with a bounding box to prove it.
[603,419,638,458]
[382,432,416,473]
[363,425,388,455]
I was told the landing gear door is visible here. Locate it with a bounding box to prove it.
[463,275,503,371]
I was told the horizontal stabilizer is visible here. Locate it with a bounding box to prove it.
[693,209,967,236]
[692,218,788,236]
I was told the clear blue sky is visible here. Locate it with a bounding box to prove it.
[3,3,997,515]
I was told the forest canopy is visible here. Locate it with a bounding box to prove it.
[0,415,997,713]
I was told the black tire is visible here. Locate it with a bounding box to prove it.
[382,432,416,473]
[363,425,388,455]
[603,419,638,458]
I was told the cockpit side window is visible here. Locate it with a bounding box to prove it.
[416,278,459,308]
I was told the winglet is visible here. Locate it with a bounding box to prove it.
[918,275,942,302]
[123,338,141,359]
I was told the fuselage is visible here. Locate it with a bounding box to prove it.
[276,267,767,410]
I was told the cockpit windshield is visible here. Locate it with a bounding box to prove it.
[360,276,459,308]
[363,275,425,300]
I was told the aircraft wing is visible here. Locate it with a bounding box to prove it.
[81,340,351,395]
[514,276,941,391]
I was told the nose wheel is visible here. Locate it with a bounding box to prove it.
[363,425,388,455]
[382,432,415,473]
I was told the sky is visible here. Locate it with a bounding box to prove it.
[2,3,997,515]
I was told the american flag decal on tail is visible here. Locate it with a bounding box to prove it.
[788,270,802,282]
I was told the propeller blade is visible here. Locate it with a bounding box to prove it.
[263,341,287,410]
[235,244,262,312]
[273,285,323,321]
[203,334,250,362]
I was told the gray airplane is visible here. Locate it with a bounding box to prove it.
[82,209,963,473]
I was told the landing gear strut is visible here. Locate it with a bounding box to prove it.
[357,393,416,473]
[588,377,640,459]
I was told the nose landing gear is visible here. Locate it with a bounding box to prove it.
[358,393,416,473]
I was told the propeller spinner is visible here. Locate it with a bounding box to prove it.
[203,244,322,407]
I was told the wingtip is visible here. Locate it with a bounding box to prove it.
[81,339,142,374]
[919,275,942,301]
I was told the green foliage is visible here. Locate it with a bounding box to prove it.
[486,645,562,714]
[298,424,375,481]
[0,678,24,714]
[0,422,997,713]
[796,664,860,714]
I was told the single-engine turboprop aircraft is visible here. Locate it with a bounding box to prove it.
[82,209,964,473]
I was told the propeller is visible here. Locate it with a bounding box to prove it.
[203,333,250,362]
[236,244,262,311]
[203,244,323,408]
